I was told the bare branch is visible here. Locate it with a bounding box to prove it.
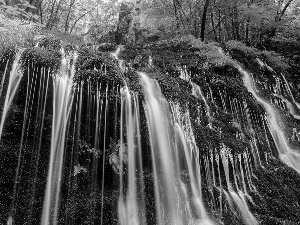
[70,7,96,34]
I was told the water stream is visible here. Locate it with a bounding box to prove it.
[0,49,24,139]
[41,50,77,225]
[140,72,214,225]
[237,64,300,173]
[1,44,300,225]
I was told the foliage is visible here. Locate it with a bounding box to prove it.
[190,38,232,67]
[0,14,39,55]
[134,0,176,41]
[21,47,61,70]
[253,160,300,223]
[226,40,290,72]
[74,49,123,86]
[0,0,39,21]
[41,0,120,40]
[73,164,87,176]
[1,18,300,224]
[108,138,128,174]
[262,50,290,71]
[1,0,298,47]
[226,40,261,57]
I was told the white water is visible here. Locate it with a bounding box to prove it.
[112,46,122,59]
[0,59,10,98]
[112,46,125,71]
[118,86,145,225]
[0,49,25,139]
[220,146,258,225]
[238,64,300,173]
[140,72,213,225]
[280,73,300,110]
[172,102,214,224]
[140,72,179,225]
[257,58,300,118]
[41,50,77,225]
[191,82,212,128]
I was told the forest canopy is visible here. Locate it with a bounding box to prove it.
[1,0,300,46]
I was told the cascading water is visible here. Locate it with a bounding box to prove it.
[0,49,25,139]
[140,71,181,225]
[2,40,300,225]
[177,61,259,224]
[41,49,77,225]
[118,86,146,225]
[0,58,10,98]
[217,145,258,225]
[257,58,300,120]
[237,64,300,173]
[139,72,213,225]
[191,82,212,128]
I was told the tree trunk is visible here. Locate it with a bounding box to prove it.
[200,0,210,41]
[234,2,240,40]
[224,16,231,40]
[50,0,63,29]
[70,8,95,34]
[39,0,43,24]
[172,0,180,29]
[218,10,222,41]
[46,0,57,29]
[245,0,254,45]
[65,0,76,32]
[210,12,218,42]
[245,21,249,44]
[115,2,134,44]
[231,15,236,39]
[266,0,294,40]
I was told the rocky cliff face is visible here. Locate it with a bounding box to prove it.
[0,36,300,224]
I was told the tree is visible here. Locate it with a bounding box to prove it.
[200,0,210,41]
[115,1,133,44]
[265,0,295,40]
[0,0,40,21]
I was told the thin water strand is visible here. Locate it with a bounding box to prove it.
[0,49,25,139]
[238,64,300,174]
[41,51,77,225]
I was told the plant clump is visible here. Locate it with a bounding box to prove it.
[0,14,40,56]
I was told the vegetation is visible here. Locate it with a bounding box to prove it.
[1,0,300,47]
[1,0,300,225]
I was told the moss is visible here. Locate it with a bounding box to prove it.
[0,14,39,55]
[252,160,300,223]
[193,124,220,153]
[38,36,62,51]
[2,34,300,224]
[75,49,123,85]
[226,40,261,58]
[262,50,290,71]
[21,47,61,71]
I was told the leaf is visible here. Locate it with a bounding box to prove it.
[19,0,37,9]
[22,3,36,9]
[73,164,87,176]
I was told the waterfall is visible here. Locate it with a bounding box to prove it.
[237,64,300,174]
[118,86,146,225]
[0,58,10,99]
[0,49,25,139]
[41,50,77,225]
[2,40,300,225]
[220,146,258,225]
[191,82,212,128]
[256,58,300,119]
[139,72,213,225]
[112,45,125,71]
